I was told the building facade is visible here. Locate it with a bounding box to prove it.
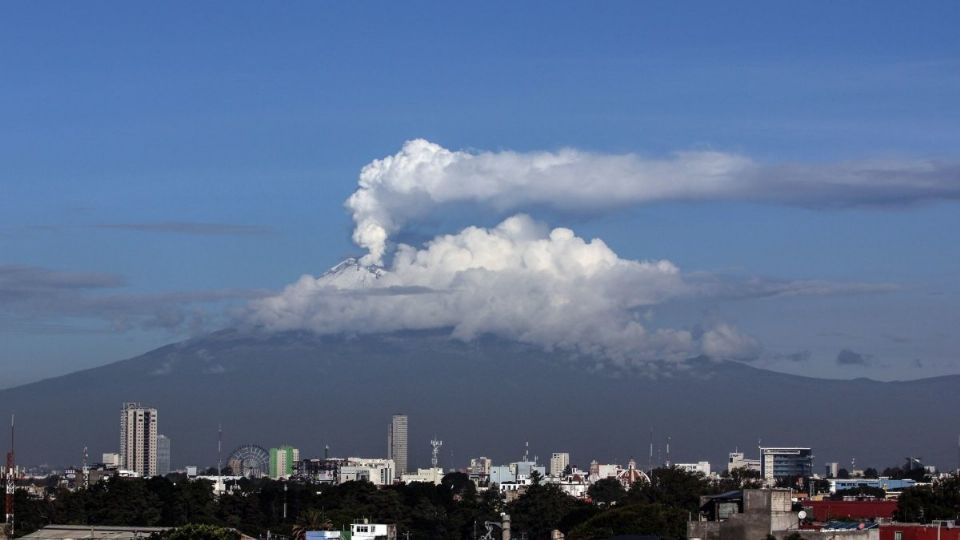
[728,452,761,473]
[760,447,813,483]
[338,458,395,486]
[550,452,570,477]
[387,414,408,478]
[157,435,171,477]
[676,461,712,477]
[119,403,158,477]
[269,446,300,479]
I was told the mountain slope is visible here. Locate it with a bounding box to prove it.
[1,329,957,472]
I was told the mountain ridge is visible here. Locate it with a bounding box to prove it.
[1,329,958,473]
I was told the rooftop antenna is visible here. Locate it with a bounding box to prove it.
[5,413,15,537]
[430,437,443,469]
[324,445,330,460]
[523,442,529,463]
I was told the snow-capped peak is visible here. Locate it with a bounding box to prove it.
[319,257,384,289]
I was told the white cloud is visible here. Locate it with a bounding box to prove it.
[348,139,960,264]
[252,214,756,364]
[252,140,927,366]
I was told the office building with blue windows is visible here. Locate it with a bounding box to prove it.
[759,447,813,483]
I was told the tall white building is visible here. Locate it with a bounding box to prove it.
[550,452,570,477]
[387,414,408,478]
[120,402,158,477]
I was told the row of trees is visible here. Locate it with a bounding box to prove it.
[1,467,720,539]
[5,467,959,539]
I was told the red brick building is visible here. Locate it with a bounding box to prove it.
[801,500,898,522]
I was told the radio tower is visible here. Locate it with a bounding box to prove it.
[5,414,15,537]
[216,424,223,495]
[82,446,90,490]
[665,436,671,467]
[430,438,443,469]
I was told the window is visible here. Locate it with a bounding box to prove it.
[894,531,902,540]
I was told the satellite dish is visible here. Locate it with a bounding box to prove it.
[798,511,808,520]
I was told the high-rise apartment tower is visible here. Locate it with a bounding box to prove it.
[387,414,408,478]
[120,403,158,477]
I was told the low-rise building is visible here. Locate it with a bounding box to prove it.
[800,499,898,522]
[828,478,917,494]
[729,452,761,474]
[401,467,445,485]
[689,489,879,540]
[338,458,395,486]
[676,461,712,477]
[880,522,960,540]
[306,521,397,540]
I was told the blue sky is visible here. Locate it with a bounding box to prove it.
[1,1,958,386]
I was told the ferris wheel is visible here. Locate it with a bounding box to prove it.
[227,444,270,478]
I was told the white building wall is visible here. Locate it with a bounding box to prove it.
[550,453,570,477]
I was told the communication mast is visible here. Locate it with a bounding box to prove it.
[430,438,443,469]
[5,414,15,537]
[82,446,89,490]
[217,424,223,494]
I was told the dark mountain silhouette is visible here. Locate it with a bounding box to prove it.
[1,329,957,473]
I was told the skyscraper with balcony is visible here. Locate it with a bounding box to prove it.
[119,403,158,477]
[387,414,408,478]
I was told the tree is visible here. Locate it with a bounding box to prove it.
[627,467,713,513]
[568,503,687,540]
[441,472,476,500]
[508,482,583,540]
[529,469,543,486]
[896,477,960,523]
[587,478,626,506]
[838,468,851,479]
[716,468,762,491]
[292,509,333,540]
[863,468,879,478]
